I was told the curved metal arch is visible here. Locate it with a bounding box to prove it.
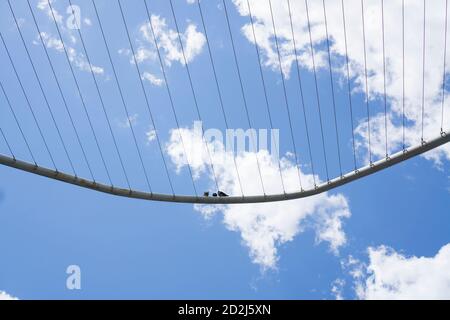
[0,133,449,204]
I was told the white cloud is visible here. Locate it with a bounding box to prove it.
[0,291,18,300]
[38,32,104,75]
[331,278,345,300]
[119,47,156,65]
[38,31,64,52]
[16,17,26,28]
[118,113,138,129]
[231,0,450,164]
[83,18,92,26]
[166,123,351,270]
[355,244,450,300]
[36,3,104,75]
[142,72,164,86]
[134,47,157,64]
[37,0,63,24]
[139,15,206,66]
[146,128,157,144]
[342,255,366,281]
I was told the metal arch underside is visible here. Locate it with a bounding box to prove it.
[0,133,449,204]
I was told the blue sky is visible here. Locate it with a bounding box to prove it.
[0,0,449,300]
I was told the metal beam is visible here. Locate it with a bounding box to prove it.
[0,133,448,204]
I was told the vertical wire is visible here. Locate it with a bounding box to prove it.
[287,0,317,187]
[421,0,426,144]
[322,0,343,176]
[0,126,14,159]
[305,0,330,181]
[222,0,267,196]
[341,0,358,171]
[67,0,134,189]
[0,81,36,164]
[267,0,302,191]
[246,0,287,193]
[197,0,244,196]
[0,32,57,170]
[118,0,183,194]
[167,0,221,193]
[442,0,448,135]
[91,0,175,195]
[116,0,155,193]
[27,0,95,181]
[381,0,389,158]
[47,0,112,184]
[361,0,373,165]
[8,0,77,176]
[117,0,194,196]
[69,0,135,190]
[402,0,406,150]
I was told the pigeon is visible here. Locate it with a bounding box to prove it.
[212,193,218,197]
[218,191,229,197]
[203,191,210,197]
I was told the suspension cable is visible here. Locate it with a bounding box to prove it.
[67,0,133,189]
[114,3,155,192]
[421,0,426,144]
[26,0,95,181]
[0,0,448,202]
[442,0,448,135]
[8,0,77,176]
[0,81,37,165]
[196,0,244,196]
[116,0,166,193]
[0,126,14,159]
[117,0,184,194]
[117,0,198,196]
[222,0,266,196]
[287,0,316,188]
[322,0,343,176]
[246,0,286,193]
[402,0,406,150]
[381,0,389,158]
[0,32,57,170]
[341,0,357,171]
[361,0,372,164]
[93,0,167,193]
[167,0,220,193]
[267,0,303,191]
[47,0,112,184]
[305,0,330,181]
